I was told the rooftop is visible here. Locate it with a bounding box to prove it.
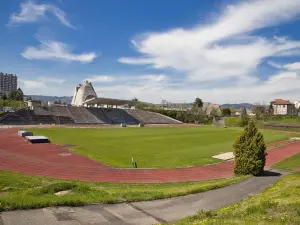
[271,99,293,105]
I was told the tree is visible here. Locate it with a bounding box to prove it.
[128,97,139,108]
[15,88,24,101]
[233,120,266,176]
[221,107,231,116]
[253,105,265,120]
[135,102,150,109]
[8,90,17,100]
[193,98,203,108]
[209,107,221,118]
[161,99,168,108]
[240,107,249,126]
[1,94,7,100]
[7,88,24,101]
[268,104,274,116]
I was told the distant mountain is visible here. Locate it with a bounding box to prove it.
[25,95,72,104]
[221,103,254,109]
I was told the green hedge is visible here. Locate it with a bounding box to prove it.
[225,117,244,127]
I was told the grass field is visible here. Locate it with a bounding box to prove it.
[273,154,300,172]
[265,116,300,124]
[29,126,298,168]
[0,170,247,212]
[172,173,300,225]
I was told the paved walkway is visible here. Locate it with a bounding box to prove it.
[0,128,299,183]
[0,169,288,225]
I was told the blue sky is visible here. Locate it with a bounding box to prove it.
[1,0,300,104]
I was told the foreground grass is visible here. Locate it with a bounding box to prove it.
[172,173,300,225]
[0,170,248,212]
[28,127,297,168]
[273,154,300,172]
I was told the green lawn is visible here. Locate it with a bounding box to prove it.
[172,173,300,225]
[265,116,300,125]
[0,170,247,212]
[273,154,300,172]
[29,127,298,168]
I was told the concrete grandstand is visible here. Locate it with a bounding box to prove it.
[0,81,182,125]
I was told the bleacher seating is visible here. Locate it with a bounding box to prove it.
[0,109,71,125]
[0,106,181,125]
[49,106,70,117]
[86,108,111,124]
[125,109,181,124]
[33,106,52,115]
[102,108,138,124]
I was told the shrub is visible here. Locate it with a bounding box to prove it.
[233,120,266,176]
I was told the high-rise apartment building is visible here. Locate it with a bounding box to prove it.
[0,72,18,95]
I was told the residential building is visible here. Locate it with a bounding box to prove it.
[24,99,41,110]
[270,99,297,115]
[0,73,18,95]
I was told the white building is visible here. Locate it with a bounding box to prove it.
[270,99,297,115]
[294,101,300,110]
[71,81,97,106]
[24,99,41,110]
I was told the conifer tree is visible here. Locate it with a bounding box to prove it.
[233,120,266,175]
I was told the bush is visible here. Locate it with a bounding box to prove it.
[233,120,266,176]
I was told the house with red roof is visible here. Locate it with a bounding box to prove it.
[270,99,297,115]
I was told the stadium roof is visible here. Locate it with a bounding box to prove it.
[84,97,135,106]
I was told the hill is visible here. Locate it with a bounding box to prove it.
[221,103,254,109]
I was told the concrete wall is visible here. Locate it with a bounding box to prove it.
[71,81,97,106]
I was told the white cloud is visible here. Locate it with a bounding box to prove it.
[9,1,75,28]
[38,76,66,84]
[267,61,283,69]
[85,74,168,83]
[85,76,115,83]
[20,80,46,89]
[284,62,300,71]
[275,48,300,56]
[14,0,300,104]
[267,61,300,71]
[90,71,300,104]
[118,57,153,65]
[120,0,300,83]
[21,40,97,63]
[267,71,298,83]
[19,76,66,88]
[139,74,168,82]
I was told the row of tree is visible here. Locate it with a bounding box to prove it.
[0,88,24,101]
[133,97,220,124]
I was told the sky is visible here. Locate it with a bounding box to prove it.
[1,0,300,104]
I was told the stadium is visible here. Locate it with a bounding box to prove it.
[0,80,299,174]
[0,81,182,126]
[0,80,299,224]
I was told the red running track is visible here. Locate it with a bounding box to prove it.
[0,128,299,183]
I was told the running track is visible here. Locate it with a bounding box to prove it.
[0,128,299,183]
